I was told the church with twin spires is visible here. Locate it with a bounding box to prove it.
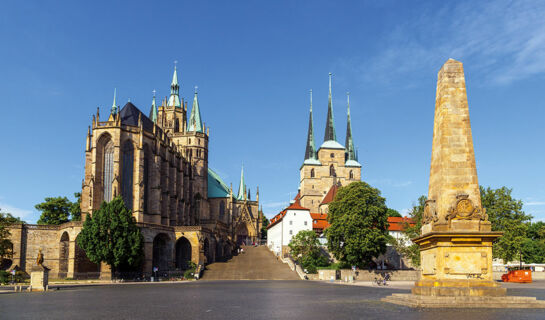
[298,73,362,214]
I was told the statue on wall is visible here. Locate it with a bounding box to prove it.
[36,249,44,266]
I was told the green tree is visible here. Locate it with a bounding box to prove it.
[289,230,329,273]
[325,181,389,268]
[76,197,144,273]
[480,186,532,263]
[261,216,269,239]
[0,209,24,266]
[36,196,72,225]
[70,192,82,221]
[387,208,402,217]
[522,222,545,263]
[392,195,426,267]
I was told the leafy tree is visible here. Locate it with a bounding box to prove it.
[522,222,545,263]
[0,209,24,267]
[71,192,82,221]
[325,181,389,268]
[289,230,329,273]
[36,197,72,225]
[261,216,269,239]
[387,208,402,217]
[480,186,532,263]
[76,197,144,273]
[393,195,426,267]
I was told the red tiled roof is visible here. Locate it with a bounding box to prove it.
[309,214,415,232]
[286,201,309,211]
[267,210,286,229]
[311,212,330,231]
[321,184,340,205]
[387,216,415,231]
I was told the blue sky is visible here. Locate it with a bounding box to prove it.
[1,0,545,222]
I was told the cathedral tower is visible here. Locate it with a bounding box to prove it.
[299,74,361,212]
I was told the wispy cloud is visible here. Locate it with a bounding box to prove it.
[0,201,34,220]
[340,0,545,86]
[525,201,545,206]
[262,201,288,209]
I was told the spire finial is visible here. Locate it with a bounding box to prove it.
[111,88,118,115]
[194,85,198,94]
[324,73,337,142]
[152,89,156,97]
[174,60,178,69]
[309,89,313,112]
[347,91,350,114]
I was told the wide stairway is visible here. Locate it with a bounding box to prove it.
[201,246,300,280]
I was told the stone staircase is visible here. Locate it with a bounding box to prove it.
[201,246,300,280]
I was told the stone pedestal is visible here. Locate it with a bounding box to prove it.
[30,265,49,292]
[413,229,504,297]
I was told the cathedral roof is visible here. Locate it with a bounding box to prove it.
[319,140,345,150]
[321,184,340,205]
[207,168,231,198]
[119,102,154,132]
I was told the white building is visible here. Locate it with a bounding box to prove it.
[267,201,313,255]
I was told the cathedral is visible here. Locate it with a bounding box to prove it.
[298,73,362,213]
[7,66,262,279]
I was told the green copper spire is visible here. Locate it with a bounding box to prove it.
[150,89,158,123]
[237,164,245,200]
[111,88,118,115]
[324,72,337,142]
[188,86,203,132]
[304,89,318,163]
[167,62,181,108]
[345,92,356,161]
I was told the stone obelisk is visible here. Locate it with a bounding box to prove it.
[382,59,545,307]
[414,58,503,296]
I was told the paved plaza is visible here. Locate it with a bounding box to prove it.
[2,280,545,319]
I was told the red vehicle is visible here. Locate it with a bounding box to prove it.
[501,269,532,283]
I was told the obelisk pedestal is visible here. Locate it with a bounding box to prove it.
[382,59,545,308]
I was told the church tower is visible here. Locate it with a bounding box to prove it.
[176,86,209,224]
[299,73,362,212]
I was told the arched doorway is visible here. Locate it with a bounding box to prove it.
[175,237,192,270]
[236,224,250,246]
[223,243,231,259]
[59,232,70,278]
[216,239,223,261]
[74,235,100,278]
[203,238,210,264]
[152,233,170,271]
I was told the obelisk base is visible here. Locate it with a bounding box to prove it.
[382,231,545,308]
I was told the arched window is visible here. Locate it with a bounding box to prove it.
[121,140,134,209]
[175,119,180,132]
[310,168,315,178]
[103,140,114,202]
[349,170,354,179]
[143,144,150,214]
[329,164,336,177]
[219,201,225,220]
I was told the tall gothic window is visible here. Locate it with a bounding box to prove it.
[103,140,114,202]
[121,140,134,209]
[175,119,180,132]
[310,168,315,178]
[329,164,336,177]
[349,170,354,179]
[219,201,225,220]
[143,145,150,214]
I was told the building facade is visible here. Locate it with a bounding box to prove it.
[7,66,262,279]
